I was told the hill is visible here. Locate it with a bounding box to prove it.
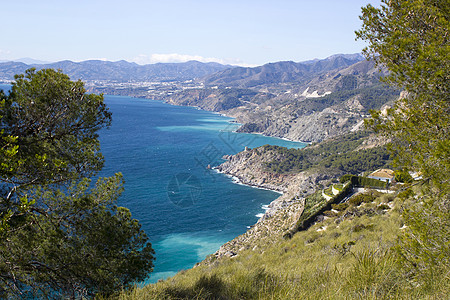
[117,131,448,299]
[0,60,231,82]
[203,54,364,88]
[0,55,400,145]
[165,57,400,143]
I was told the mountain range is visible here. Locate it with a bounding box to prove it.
[164,56,399,143]
[0,54,399,143]
[203,54,365,88]
[0,60,231,82]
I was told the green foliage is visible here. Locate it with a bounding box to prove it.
[348,192,378,207]
[340,174,353,183]
[396,186,450,293]
[323,187,333,197]
[1,174,155,298]
[377,203,390,211]
[345,248,398,298]
[0,69,154,298]
[321,146,390,174]
[356,0,450,189]
[358,2,450,295]
[333,184,343,191]
[264,131,391,175]
[351,175,389,189]
[394,169,413,183]
[1,68,112,186]
[331,202,348,211]
[289,182,353,236]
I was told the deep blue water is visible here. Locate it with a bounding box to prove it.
[0,84,306,283]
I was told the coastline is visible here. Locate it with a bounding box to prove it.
[212,167,284,194]
[115,94,310,264]
[211,167,285,223]
[162,98,310,145]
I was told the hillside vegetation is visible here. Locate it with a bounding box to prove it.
[116,183,448,299]
[262,131,391,174]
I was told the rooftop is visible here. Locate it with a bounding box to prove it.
[368,169,395,179]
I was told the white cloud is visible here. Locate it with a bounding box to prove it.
[131,53,254,67]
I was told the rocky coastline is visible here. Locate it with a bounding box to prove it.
[208,147,333,260]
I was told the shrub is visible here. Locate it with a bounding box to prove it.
[394,169,413,183]
[340,174,356,183]
[351,176,389,189]
[377,204,390,210]
[332,202,349,211]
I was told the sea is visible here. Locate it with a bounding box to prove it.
[0,84,306,283]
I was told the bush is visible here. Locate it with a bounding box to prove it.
[351,176,389,189]
[340,174,357,183]
[394,169,413,183]
[332,202,349,211]
[377,204,391,210]
[348,193,377,206]
[334,184,344,191]
[345,249,399,297]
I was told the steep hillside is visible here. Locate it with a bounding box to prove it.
[165,58,400,143]
[210,132,391,257]
[203,54,364,88]
[122,189,406,299]
[118,157,448,299]
[116,131,447,299]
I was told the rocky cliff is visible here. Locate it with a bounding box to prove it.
[208,130,391,259]
[212,147,334,258]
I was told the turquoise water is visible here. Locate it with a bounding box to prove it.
[99,95,306,283]
[0,84,306,283]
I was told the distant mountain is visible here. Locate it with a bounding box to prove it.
[203,54,365,88]
[0,58,51,65]
[0,60,232,82]
[0,53,398,144]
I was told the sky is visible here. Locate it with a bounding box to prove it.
[0,0,381,66]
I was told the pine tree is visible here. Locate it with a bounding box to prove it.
[0,69,154,298]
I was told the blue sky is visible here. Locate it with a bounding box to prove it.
[1,0,380,66]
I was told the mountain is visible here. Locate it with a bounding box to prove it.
[0,54,399,144]
[165,57,399,143]
[202,54,365,88]
[0,60,232,82]
[0,58,51,65]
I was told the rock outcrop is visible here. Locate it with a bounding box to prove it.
[212,147,333,258]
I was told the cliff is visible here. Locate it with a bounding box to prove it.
[212,148,333,258]
[209,132,391,258]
